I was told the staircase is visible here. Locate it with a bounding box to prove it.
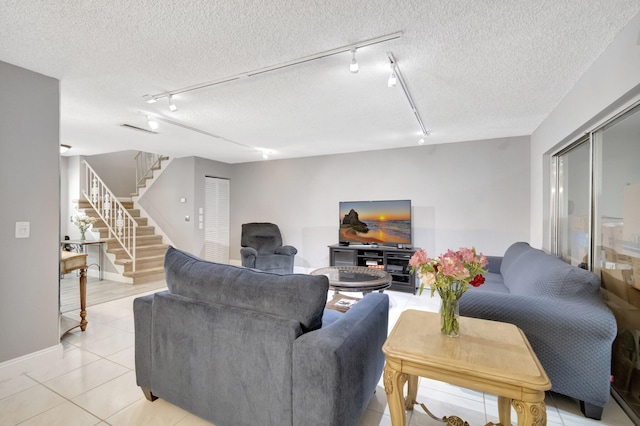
[78,199,167,283]
[79,155,170,284]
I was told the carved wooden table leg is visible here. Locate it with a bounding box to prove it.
[79,266,87,331]
[513,399,547,426]
[384,363,408,425]
[497,396,512,425]
[406,374,418,410]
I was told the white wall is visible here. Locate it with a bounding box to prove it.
[0,61,60,366]
[230,136,530,269]
[530,11,640,250]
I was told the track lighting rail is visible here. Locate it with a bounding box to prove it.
[143,31,403,101]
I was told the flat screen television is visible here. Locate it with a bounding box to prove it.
[339,199,412,246]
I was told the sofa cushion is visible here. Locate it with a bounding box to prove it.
[164,246,329,332]
[470,272,509,293]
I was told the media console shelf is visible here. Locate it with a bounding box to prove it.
[328,244,418,294]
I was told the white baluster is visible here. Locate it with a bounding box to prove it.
[116,209,124,238]
[103,193,111,220]
[91,177,99,203]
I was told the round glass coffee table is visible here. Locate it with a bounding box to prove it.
[310,265,392,294]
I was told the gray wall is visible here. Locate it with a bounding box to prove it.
[0,61,60,363]
[84,150,138,197]
[229,136,530,268]
[138,156,232,256]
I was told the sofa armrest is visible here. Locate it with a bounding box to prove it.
[133,292,160,391]
[275,245,297,256]
[460,291,617,407]
[485,256,502,274]
[240,247,257,267]
[292,293,389,426]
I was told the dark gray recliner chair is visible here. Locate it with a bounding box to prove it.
[240,222,297,274]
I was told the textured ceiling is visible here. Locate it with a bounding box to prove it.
[1,1,639,163]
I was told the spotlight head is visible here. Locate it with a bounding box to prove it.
[388,71,397,87]
[168,95,177,112]
[143,95,157,104]
[350,49,359,74]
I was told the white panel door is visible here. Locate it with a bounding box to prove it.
[204,176,230,263]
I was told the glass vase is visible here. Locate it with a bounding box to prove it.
[80,229,86,241]
[440,296,460,337]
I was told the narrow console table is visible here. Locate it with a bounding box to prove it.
[60,251,88,335]
[62,239,105,280]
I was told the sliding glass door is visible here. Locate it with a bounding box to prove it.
[552,103,640,421]
[553,136,591,267]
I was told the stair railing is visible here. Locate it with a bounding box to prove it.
[82,160,138,272]
[135,151,165,187]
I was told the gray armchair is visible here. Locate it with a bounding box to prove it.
[240,222,297,274]
[134,247,389,426]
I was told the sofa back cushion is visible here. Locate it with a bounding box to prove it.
[500,242,534,276]
[503,245,600,298]
[164,246,329,331]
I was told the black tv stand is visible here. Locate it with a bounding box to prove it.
[328,244,418,294]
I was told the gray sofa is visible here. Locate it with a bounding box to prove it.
[459,242,617,420]
[134,246,389,426]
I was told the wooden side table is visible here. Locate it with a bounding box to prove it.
[382,310,551,426]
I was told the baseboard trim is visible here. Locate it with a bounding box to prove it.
[0,344,63,382]
[86,269,132,283]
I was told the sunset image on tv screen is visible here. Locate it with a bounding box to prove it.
[339,200,411,244]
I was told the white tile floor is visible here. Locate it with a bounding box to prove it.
[0,288,634,425]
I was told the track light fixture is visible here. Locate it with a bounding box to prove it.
[387,61,397,87]
[142,31,402,102]
[143,95,157,104]
[258,148,273,160]
[387,52,430,139]
[418,131,431,145]
[147,115,159,130]
[350,49,359,74]
[168,95,177,112]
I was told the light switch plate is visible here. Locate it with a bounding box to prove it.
[15,222,30,238]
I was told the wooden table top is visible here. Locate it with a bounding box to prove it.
[60,251,87,274]
[383,310,550,393]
